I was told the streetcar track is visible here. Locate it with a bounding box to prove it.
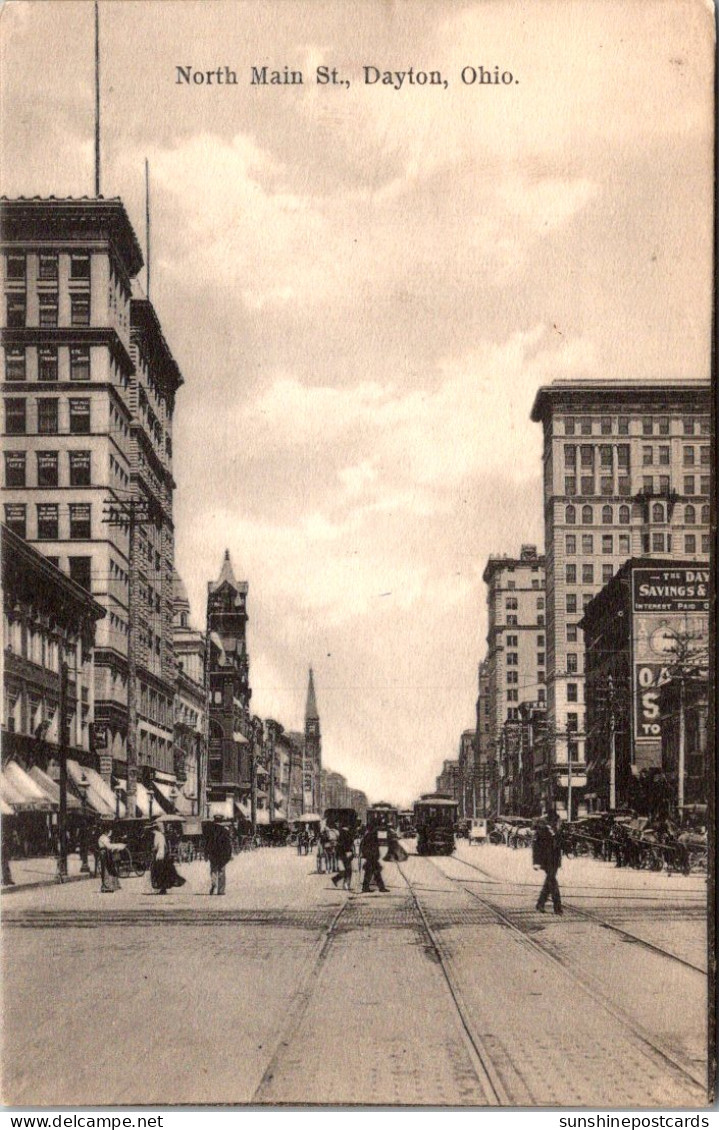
[440,853,707,972]
[251,898,350,1102]
[396,860,508,1105]
[422,855,707,1095]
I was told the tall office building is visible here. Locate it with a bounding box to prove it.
[1,197,183,788]
[482,545,546,812]
[530,379,711,817]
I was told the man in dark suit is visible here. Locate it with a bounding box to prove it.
[360,827,387,893]
[533,810,563,915]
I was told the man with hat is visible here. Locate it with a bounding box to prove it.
[532,809,563,915]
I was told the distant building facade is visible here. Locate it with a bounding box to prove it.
[304,668,322,813]
[483,545,546,814]
[436,758,460,800]
[531,379,711,818]
[171,569,206,816]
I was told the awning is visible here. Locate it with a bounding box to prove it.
[0,797,14,816]
[0,762,54,812]
[209,799,234,820]
[255,809,270,825]
[67,761,119,817]
[256,764,269,777]
[235,800,251,821]
[256,788,269,800]
[273,807,287,822]
[29,766,82,811]
[232,732,250,745]
[153,779,193,816]
[274,788,284,805]
[116,779,154,819]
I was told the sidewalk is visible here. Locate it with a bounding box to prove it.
[2,853,95,892]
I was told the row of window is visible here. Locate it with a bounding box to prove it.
[5,450,91,487]
[6,252,91,281]
[138,685,174,730]
[505,615,545,627]
[5,346,91,383]
[5,397,90,434]
[6,292,90,328]
[565,444,629,469]
[564,475,631,497]
[504,578,543,590]
[505,634,545,647]
[564,498,709,526]
[562,415,709,437]
[567,562,617,585]
[4,502,91,541]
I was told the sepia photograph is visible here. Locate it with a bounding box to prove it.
[0,0,715,1112]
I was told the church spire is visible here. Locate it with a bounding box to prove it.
[305,667,319,720]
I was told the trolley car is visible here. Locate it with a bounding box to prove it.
[366,802,399,843]
[397,809,416,837]
[323,806,359,832]
[414,793,458,855]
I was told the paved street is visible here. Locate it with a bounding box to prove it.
[1,842,709,1108]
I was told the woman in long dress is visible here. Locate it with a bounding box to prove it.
[98,828,121,893]
[150,821,185,894]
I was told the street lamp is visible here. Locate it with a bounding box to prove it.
[77,771,91,873]
[114,782,122,820]
[148,791,154,820]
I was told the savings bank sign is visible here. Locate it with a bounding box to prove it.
[632,567,709,747]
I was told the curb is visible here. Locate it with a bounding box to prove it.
[1,871,95,895]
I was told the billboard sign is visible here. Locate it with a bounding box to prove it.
[632,567,710,613]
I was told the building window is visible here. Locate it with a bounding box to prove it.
[700,504,709,525]
[69,557,92,591]
[5,348,26,381]
[700,418,710,435]
[683,418,695,436]
[38,293,58,327]
[565,504,576,524]
[5,398,26,434]
[600,417,612,435]
[564,417,575,435]
[684,475,695,495]
[537,635,545,646]
[581,534,594,553]
[580,445,594,469]
[70,294,91,327]
[642,418,653,436]
[37,398,58,434]
[618,476,631,496]
[537,596,544,609]
[700,476,709,496]
[602,563,614,584]
[583,563,595,583]
[69,399,90,434]
[652,503,665,523]
[685,504,696,525]
[537,614,545,626]
[580,476,594,496]
[506,635,518,646]
[69,450,91,486]
[581,506,593,524]
[618,533,630,555]
[6,254,26,279]
[602,505,612,524]
[69,503,91,540]
[4,451,25,487]
[642,446,653,466]
[38,347,58,382]
[507,690,519,703]
[567,653,578,673]
[564,445,576,468]
[701,535,709,554]
[618,416,629,435]
[565,476,577,496]
[567,624,578,643]
[642,533,650,553]
[685,535,696,555]
[37,451,58,487]
[582,592,594,610]
[567,684,578,702]
[70,254,91,279]
[700,446,709,466]
[38,253,58,280]
[658,446,670,465]
[643,475,653,494]
[507,671,518,684]
[537,652,545,666]
[507,615,518,625]
[566,534,576,554]
[36,503,59,540]
[4,504,26,537]
[658,475,669,493]
[617,505,630,525]
[566,564,577,584]
[683,446,695,466]
[580,417,591,435]
[566,593,577,614]
[507,580,516,590]
[651,532,665,553]
[505,597,518,610]
[70,348,90,382]
[506,652,518,666]
[658,417,669,435]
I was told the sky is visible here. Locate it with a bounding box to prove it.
[1,0,713,805]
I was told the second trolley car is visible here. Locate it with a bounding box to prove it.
[366,802,399,843]
[414,793,458,855]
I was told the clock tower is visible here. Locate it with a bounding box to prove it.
[304,667,322,812]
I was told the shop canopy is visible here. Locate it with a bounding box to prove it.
[0,796,13,816]
[152,779,194,816]
[67,761,120,817]
[28,766,82,811]
[0,762,54,812]
[116,780,155,819]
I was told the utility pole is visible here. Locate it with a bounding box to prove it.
[678,674,686,814]
[57,659,69,880]
[267,720,277,823]
[94,1,101,196]
[608,675,616,811]
[103,497,151,821]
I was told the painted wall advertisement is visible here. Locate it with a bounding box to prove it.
[631,567,709,760]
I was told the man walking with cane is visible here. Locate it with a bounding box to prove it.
[533,809,563,915]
